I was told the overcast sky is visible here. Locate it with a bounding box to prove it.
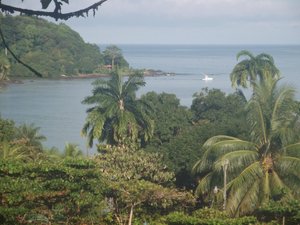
[4,0,300,45]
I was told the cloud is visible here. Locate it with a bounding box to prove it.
[4,0,299,22]
[2,0,300,44]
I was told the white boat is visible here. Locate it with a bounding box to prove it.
[202,74,213,81]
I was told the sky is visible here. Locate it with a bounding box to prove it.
[3,0,300,45]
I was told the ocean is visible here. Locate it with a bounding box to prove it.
[0,45,299,151]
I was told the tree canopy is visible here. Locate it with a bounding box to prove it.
[0,14,104,77]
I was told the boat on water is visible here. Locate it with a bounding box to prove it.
[202,74,213,81]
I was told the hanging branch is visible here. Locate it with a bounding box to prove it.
[0,0,109,20]
[0,25,43,77]
[0,0,109,77]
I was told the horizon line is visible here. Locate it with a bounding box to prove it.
[96,43,300,46]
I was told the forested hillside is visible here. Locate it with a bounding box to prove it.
[0,14,104,77]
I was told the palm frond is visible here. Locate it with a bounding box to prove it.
[270,170,293,199]
[122,72,145,97]
[236,50,255,61]
[226,162,262,216]
[227,179,260,217]
[283,143,300,157]
[275,156,300,179]
[202,135,241,149]
[247,99,268,146]
[194,136,257,174]
[214,150,259,174]
[227,162,263,194]
[195,172,214,195]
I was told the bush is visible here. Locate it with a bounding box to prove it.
[157,209,258,225]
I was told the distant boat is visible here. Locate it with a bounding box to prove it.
[202,74,213,81]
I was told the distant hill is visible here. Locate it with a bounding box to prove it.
[0,14,104,78]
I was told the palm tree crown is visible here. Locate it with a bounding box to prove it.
[230,50,280,89]
[193,77,300,216]
[82,71,154,148]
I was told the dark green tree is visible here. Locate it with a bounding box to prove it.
[142,92,192,147]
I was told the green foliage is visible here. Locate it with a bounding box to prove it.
[142,89,248,189]
[193,77,300,216]
[95,145,175,185]
[103,45,129,69]
[142,92,192,147]
[157,209,258,225]
[63,142,83,159]
[82,71,154,148]
[94,145,195,225]
[0,14,103,77]
[255,200,300,225]
[191,88,248,138]
[0,116,15,142]
[230,50,280,89]
[191,207,228,219]
[0,159,108,225]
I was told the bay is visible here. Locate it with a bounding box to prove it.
[0,45,299,151]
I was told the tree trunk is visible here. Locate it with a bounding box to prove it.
[128,204,134,225]
[112,57,115,70]
[119,99,124,111]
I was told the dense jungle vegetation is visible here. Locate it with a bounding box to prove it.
[0,14,128,78]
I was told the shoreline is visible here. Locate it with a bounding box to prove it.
[1,69,176,85]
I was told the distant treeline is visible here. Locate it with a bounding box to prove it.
[0,14,128,78]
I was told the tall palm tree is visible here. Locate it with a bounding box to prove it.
[82,71,154,148]
[230,50,280,89]
[193,77,300,216]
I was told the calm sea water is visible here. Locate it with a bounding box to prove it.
[0,45,299,151]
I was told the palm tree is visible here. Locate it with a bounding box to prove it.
[81,71,154,148]
[193,77,300,216]
[0,141,28,161]
[103,45,122,70]
[230,50,280,89]
[14,123,46,159]
[63,142,83,158]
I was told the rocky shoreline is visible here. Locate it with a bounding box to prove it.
[60,69,175,79]
[0,69,175,88]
